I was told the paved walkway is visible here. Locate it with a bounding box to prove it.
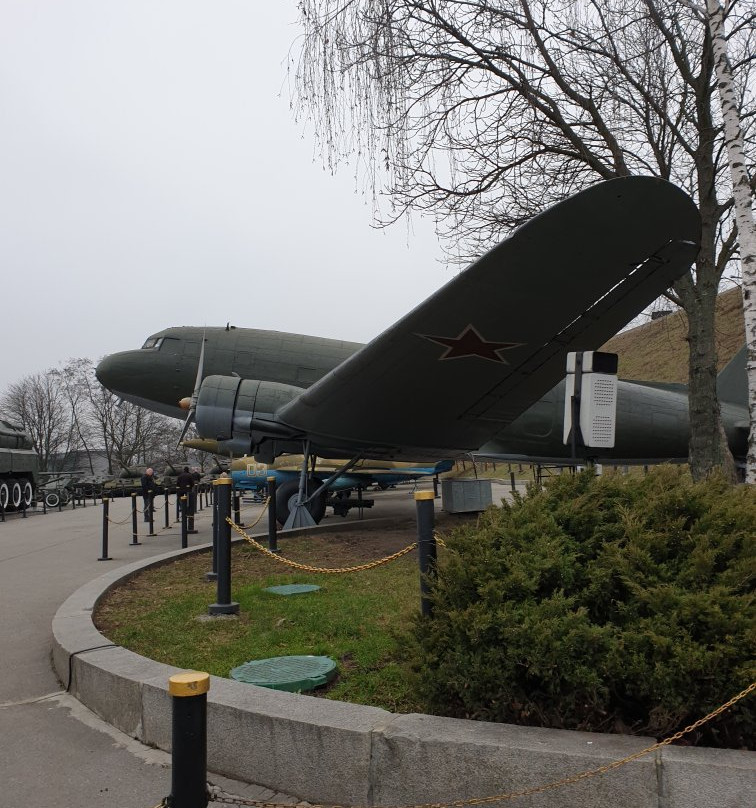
[0,480,515,807]
[0,493,304,807]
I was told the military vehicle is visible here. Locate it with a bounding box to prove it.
[0,417,38,511]
[102,465,165,498]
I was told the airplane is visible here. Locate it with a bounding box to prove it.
[96,176,711,527]
[218,451,454,523]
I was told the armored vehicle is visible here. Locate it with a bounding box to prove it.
[0,417,38,511]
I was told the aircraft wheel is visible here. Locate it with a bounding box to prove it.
[45,491,61,508]
[11,481,22,510]
[0,481,9,511]
[22,481,34,508]
[275,479,326,526]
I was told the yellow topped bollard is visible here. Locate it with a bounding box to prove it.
[415,489,437,617]
[167,671,210,808]
[169,671,210,697]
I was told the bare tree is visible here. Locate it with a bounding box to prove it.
[295,0,756,479]
[695,0,756,480]
[0,373,78,471]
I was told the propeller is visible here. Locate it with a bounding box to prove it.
[177,331,206,446]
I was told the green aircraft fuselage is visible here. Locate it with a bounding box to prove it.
[95,325,749,465]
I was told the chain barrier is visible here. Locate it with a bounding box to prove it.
[237,497,270,529]
[179,682,754,808]
[227,517,418,574]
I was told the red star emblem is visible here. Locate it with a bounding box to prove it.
[419,325,522,363]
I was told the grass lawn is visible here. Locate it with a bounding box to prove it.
[94,519,433,712]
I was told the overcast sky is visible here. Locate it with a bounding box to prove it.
[0,1,447,393]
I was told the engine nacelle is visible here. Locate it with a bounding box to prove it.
[195,376,305,454]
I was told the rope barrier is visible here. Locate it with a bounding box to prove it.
[227,517,418,573]
[193,682,756,808]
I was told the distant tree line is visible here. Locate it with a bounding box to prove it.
[0,359,208,475]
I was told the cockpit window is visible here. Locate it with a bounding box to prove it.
[141,337,164,349]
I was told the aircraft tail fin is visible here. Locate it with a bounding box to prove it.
[717,346,747,405]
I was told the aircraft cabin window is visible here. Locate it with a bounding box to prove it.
[141,337,164,350]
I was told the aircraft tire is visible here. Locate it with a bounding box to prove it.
[275,478,326,526]
[11,481,22,510]
[0,481,9,511]
[45,491,61,509]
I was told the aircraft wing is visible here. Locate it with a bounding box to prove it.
[276,177,700,459]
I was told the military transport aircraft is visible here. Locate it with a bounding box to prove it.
[96,177,712,527]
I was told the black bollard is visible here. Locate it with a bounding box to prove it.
[187,490,198,534]
[209,479,239,615]
[180,496,189,549]
[415,491,437,618]
[433,474,439,498]
[510,471,516,493]
[99,499,112,561]
[0,500,5,523]
[233,493,242,527]
[267,476,278,553]
[131,493,141,545]
[147,492,156,536]
[205,484,219,582]
[167,672,210,808]
[164,490,170,530]
[175,490,181,523]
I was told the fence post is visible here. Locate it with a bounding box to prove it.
[181,496,188,549]
[167,672,210,808]
[205,484,218,582]
[233,493,242,527]
[415,491,436,618]
[164,490,170,529]
[99,498,112,561]
[131,493,141,545]
[267,476,278,553]
[209,478,238,615]
[147,492,156,536]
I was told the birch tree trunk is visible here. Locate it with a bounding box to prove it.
[705,0,756,482]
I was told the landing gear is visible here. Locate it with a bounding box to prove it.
[276,478,326,527]
[280,441,364,530]
[0,482,8,511]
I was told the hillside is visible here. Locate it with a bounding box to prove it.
[601,287,745,383]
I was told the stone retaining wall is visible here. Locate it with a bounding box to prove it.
[52,544,755,808]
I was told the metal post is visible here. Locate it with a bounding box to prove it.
[0,500,5,522]
[147,492,156,536]
[99,498,112,561]
[233,493,242,527]
[187,490,198,534]
[131,493,141,545]
[415,491,437,618]
[167,672,210,808]
[510,471,516,493]
[267,476,278,553]
[181,496,188,549]
[175,490,181,523]
[164,490,170,529]
[209,479,239,615]
[205,484,219,582]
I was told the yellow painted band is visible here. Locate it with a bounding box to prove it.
[267,476,276,482]
[415,491,435,501]
[213,477,233,486]
[169,671,210,697]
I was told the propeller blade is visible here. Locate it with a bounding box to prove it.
[176,330,206,447]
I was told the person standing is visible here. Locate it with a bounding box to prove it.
[176,466,195,514]
[140,467,157,521]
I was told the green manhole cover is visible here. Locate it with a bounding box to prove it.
[264,584,321,596]
[230,655,337,692]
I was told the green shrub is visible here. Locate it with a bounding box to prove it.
[409,466,755,747]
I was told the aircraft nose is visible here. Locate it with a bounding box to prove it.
[95,351,145,394]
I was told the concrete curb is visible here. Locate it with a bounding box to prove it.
[52,537,755,808]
